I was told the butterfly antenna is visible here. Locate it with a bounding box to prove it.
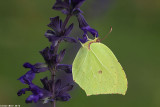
[100,26,112,41]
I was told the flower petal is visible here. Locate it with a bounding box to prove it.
[78,32,88,43]
[64,23,74,36]
[57,49,66,63]
[40,77,51,91]
[56,93,71,101]
[57,64,72,73]
[40,47,57,66]
[26,95,39,103]
[18,71,35,84]
[17,88,30,96]
[60,84,73,93]
[55,79,62,92]
[45,30,56,42]
[26,83,52,103]
[34,63,48,73]
[77,13,99,38]
[72,8,83,15]
[23,63,33,68]
[48,16,62,33]
[82,26,99,37]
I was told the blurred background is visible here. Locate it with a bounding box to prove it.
[0,0,160,107]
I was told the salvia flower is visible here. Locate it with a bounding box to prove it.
[55,79,73,101]
[41,78,73,102]
[23,62,48,73]
[77,13,99,43]
[18,76,73,103]
[57,64,72,73]
[18,63,48,84]
[53,0,85,15]
[40,46,58,68]
[17,82,52,103]
[45,16,77,46]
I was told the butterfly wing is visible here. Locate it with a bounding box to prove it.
[72,43,128,96]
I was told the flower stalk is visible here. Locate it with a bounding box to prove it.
[62,15,71,31]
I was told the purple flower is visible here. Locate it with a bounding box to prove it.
[17,88,30,96]
[40,77,53,91]
[41,78,73,101]
[40,46,72,74]
[48,16,63,34]
[77,13,99,43]
[57,64,72,73]
[18,71,35,84]
[45,16,77,46]
[40,46,67,68]
[56,49,66,64]
[53,0,85,15]
[18,77,73,103]
[23,63,48,73]
[18,63,48,84]
[55,79,73,101]
[40,47,57,67]
[17,83,52,103]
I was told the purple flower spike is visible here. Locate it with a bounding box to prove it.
[17,0,97,104]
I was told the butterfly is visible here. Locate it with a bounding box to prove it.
[72,27,128,96]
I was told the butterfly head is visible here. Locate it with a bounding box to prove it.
[81,37,100,50]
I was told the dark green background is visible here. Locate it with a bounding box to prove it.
[0,0,160,107]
